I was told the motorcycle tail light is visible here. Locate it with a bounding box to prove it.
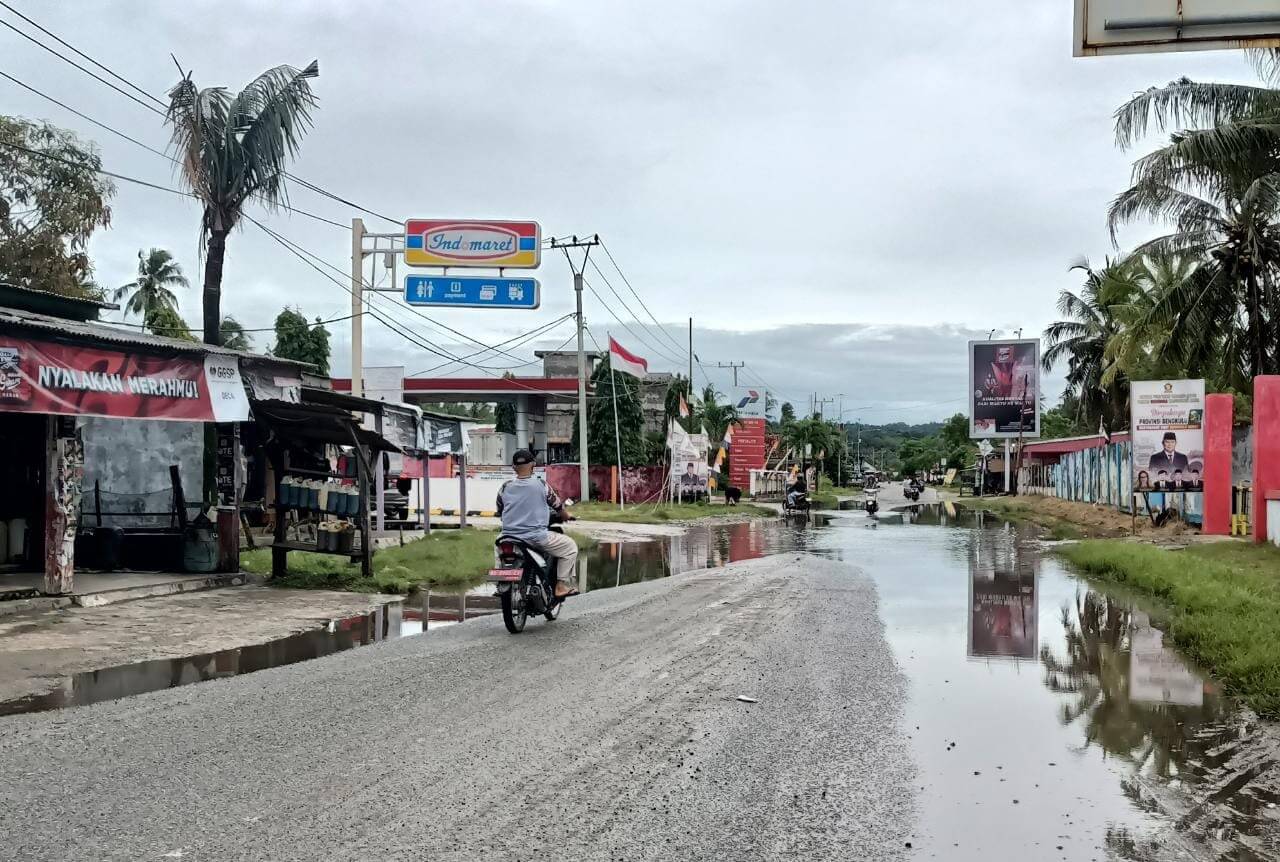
[499,542,517,556]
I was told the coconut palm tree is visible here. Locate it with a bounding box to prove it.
[166,61,319,345]
[114,248,187,330]
[1112,65,1280,380]
[695,385,738,447]
[1042,257,1136,432]
[218,315,252,351]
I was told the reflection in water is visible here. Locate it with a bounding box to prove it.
[848,503,1280,860]
[968,524,1037,661]
[576,517,814,593]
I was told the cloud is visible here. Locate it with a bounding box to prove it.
[0,0,1246,420]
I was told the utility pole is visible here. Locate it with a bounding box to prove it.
[550,235,601,504]
[716,361,745,387]
[815,396,834,419]
[350,218,365,396]
[688,318,693,391]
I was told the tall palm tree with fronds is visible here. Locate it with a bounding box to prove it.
[695,384,738,447]
[114,248,187,330]
[1112,61,1280,380]
[1042,257,1136,432]
[166,61,319,345]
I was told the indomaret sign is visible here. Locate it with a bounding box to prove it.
[0,336,249,422]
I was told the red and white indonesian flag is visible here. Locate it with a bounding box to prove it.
[609,336,648,379]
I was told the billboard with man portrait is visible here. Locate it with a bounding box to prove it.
[1131,379,1205,494]
[968,339,1039,439]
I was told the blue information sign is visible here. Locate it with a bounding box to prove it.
[404,275,540,309]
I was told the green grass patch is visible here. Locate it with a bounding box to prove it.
[808,491,840,510]
[243,528,597,595]
[1057,540,1280,716]
[970,497,1084,540]
[568,501,773,524]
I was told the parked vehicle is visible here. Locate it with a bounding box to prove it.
[488,522,569,634]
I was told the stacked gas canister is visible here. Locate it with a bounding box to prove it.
[277,476,362,516]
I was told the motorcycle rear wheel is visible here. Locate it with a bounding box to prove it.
[501,587,528,633]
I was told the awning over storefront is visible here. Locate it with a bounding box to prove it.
[250,399,402,452]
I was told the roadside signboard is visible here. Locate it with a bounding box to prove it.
[403,219,540,269]
[733,387,767,419]
[1130,379,1205,494]
[1074,0,1280,57]
[404,275,540,309]
[969,339,1040,439]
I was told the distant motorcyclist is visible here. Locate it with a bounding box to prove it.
[787,476,808,509]
[496,450,578,598]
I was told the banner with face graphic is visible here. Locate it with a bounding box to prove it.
[969,339,1039,438]
[1131,379,1205,494]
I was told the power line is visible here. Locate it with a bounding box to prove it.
[410,314,575,376]
[585,258,683,365]
[0,6,402,227]
[0,124,347,230]
[581,277,685,368]
[109,310,368,335]
[599,239,689,359]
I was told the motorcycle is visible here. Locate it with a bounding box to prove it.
[903,480,920,502]
[783,490,810,516]
[864,488,880,516]
[488,521,570,634]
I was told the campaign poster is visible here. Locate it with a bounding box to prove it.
[969,339,1039,438]
[668,424,709,496]
[1131,380,1205,494]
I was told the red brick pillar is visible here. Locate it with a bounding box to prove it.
[1254,376,1280,543]
[1202,393,1234,535]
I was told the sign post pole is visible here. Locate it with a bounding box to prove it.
[610,360,625,510]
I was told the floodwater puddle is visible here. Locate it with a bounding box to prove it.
[0,602,402,717]
[829,502,1280,861]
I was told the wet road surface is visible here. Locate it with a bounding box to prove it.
[2,505,1277,860]
[0,551,913,861]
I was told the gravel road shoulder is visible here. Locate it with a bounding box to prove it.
[0,553,914,861]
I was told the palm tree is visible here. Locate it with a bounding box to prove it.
[1042,257,1136,432]
[218,315,251,351]
[695,385,738,446]
[166,61,319,345]
[114,248,187,330]
[1112,67,1280,380]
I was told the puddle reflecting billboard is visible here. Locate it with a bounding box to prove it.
[968,533,1038,660]
[1129,613,1204,707]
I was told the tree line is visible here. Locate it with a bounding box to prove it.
[1043,54,1280,433]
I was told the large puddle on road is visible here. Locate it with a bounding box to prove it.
[814,502,1280,862]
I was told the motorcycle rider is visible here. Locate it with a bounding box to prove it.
[496,449,579,598]
[787,476,808,509]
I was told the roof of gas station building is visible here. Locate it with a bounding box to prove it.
[331,376,585,401]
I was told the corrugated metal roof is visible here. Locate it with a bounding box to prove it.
[0,281,118,312]
[0,304,306,366]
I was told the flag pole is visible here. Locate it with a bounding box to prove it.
[610,350,626,510]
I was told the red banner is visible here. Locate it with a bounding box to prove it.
[0,335,248,422]
[729,418,767,489]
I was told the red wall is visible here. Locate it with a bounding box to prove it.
[1254,376,1280,543]
[544,464,667,505]
[1203,394,1234,535]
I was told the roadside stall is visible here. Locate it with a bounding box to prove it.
[0,283,296,597]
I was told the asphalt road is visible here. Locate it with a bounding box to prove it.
[0,554,914,861]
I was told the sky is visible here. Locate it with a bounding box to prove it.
[0,1,1262,424]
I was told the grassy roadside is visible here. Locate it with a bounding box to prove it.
[243,528,597,594]
[1057,540,1280,716]
[569,501,774,523]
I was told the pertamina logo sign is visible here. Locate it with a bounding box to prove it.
[404,220,540,269]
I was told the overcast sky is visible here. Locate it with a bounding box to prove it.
[1,1,1259,423]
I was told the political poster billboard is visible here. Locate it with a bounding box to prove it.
[1131,379,1205,493]
[667,423,709,497]
[969,339,1040,439]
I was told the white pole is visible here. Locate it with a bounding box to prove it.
[610,360,625,510]
[350,218,365,397]
[1003,439,1011,494]
[574,272,590,503]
